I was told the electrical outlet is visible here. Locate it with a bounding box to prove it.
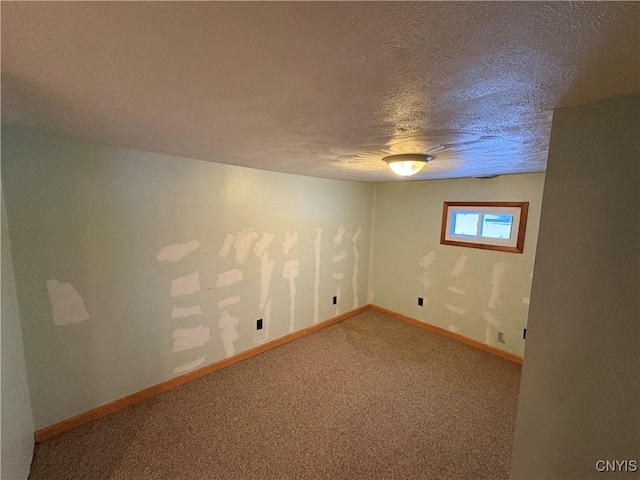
[332,296,337,305]
[418,297,424,306]
[257,319,263,330]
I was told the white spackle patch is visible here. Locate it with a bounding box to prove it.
[216,269,243,287]
[170,272,200,297]
[487,262,506,309]
[483,310,501,326]
[157,239,201,263]
[333,226,346,245]
[335,285,342,316]
[283,259,300,280]
[332,272,345,280]
[217,296,240,309]
[46,279,91,326]
[313,228,322,324]
[171,305,202,319]
[217,233,235,258]
[447,286,466,295]
[418,272,434,292]
[450,254,468,277]
[352,226,362,243]
[234,228,258,264]
[491,262,506,284]
[173,355,205,374]
[483,310,501,344]
[259,252,275,311]
[522,296,530,305]
[172,325,210,352]
[418,251,437,269]
[253,232,275,258]
[448,325,461,334]
[445,304,466,315]
[332,251,347,263]
[283,230,298,255]
[283,260,300,333]
[352,243,360,309]
[264,298,272,339]
[219,310,239,357]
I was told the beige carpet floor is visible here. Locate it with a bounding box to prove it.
[29,310,521,480]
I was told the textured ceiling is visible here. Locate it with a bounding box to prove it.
[2,2,639,182]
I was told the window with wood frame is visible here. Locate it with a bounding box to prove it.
[440,202,529,253]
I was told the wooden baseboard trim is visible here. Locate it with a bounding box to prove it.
[369,304,523,365]
[34,303,520,442]
[34,305,369,443]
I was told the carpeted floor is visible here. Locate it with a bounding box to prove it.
[29,310,521,480]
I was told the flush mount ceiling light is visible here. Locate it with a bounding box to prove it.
[383,153,433,177]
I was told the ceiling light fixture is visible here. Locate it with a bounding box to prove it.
[383,153,433,177]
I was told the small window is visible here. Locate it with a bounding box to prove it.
[441,202,529,253]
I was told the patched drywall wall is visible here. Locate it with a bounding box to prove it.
[2,127,373,430]
[510,95,639,479]
[1,190,35,479]
[371,173,545,357]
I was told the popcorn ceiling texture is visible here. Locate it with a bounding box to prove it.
[2,2,638,182]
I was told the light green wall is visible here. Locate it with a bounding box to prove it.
[1,190,35,479]
[2,127,373,430]
[371,173,545,357]
[510,95,639,479]
[2,125,546,435]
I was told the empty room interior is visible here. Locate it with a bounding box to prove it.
[1,3,638,480]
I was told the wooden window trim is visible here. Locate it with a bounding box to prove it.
[440,201,529,254]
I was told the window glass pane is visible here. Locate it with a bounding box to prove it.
[451,211,479,236]
[480,214,513,239]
